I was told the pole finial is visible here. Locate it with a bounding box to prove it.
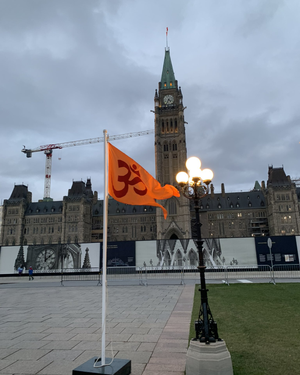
[166,27,169,50]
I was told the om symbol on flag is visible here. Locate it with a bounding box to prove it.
[112,160,147,198]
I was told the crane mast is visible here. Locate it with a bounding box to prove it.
[44,150,52,200]
[22,129,154,200]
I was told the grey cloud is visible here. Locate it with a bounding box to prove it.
[1,0,300,203]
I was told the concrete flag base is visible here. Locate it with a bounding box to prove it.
[186,339,233,375]
[73,357,131,375]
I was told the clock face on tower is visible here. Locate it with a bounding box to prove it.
[163,95,174,105]
[36,248,56,270]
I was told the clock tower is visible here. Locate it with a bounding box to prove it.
[154,47,191,239]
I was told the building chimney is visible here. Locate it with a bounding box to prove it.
[27,191,32,203]
[210,183,215,198]
[221,183,225,197]
[261,181,265,190]
[93,191,98,204]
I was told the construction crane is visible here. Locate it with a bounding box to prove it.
[22,129,154,200]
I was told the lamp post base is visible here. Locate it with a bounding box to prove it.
[186,339,233,375]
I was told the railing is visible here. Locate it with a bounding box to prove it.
[60,266,185,286]
[60,266,143,286]
[221,264,300,285]
[273,264,300,283]
[106,266,144,286]
[225,265,273,285]
[140,266,185,286]
[184,265,227,281]
[60,267,101,286]
[8,263,300,286]
[140,264,300,285]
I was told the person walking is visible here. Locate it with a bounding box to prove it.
[18,266,23,276]
[28,266,34,281]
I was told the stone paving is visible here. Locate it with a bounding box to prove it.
[0,278,194,375]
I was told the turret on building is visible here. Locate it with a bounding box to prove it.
[265,166,300,236]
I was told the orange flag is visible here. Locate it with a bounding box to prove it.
[108,142,180,219]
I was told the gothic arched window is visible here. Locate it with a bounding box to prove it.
[169,199,177,215]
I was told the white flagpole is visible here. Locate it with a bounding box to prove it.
[101,129,109,366]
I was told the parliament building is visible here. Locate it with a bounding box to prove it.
[1,48,300,247]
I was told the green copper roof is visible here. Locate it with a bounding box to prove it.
[253,181,261,190]
[160,49,176,90]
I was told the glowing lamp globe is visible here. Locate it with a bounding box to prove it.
[176,171,189,186]
[189,168,202,183]
[201,168,214,184]
[186,157,201,171]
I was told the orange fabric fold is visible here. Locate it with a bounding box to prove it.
[108,142,180,219]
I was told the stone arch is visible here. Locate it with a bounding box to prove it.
[174,249,183,267]
[165,227,182,240]
[164,251,171,266]
[188,249,198,266]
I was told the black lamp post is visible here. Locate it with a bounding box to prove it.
[176,157,220,344]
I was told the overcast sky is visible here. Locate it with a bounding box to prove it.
[1,0,300,203]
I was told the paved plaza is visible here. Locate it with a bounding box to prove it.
[0,278,194,375]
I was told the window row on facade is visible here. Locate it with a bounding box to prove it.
[276,193,291,201]
[209,211,267,220]
[161,119,178,134]
[26,217,62,224]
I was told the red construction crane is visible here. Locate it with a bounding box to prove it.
[22,129,154,200]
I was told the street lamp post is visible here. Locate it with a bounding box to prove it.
[176,156,220,344]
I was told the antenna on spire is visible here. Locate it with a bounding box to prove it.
[166,27,169,50]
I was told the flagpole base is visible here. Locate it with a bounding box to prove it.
[73,357,131,375]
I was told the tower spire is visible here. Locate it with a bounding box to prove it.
[160,47,176,90]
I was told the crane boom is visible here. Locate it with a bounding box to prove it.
[21,129,154,200]
[21,129,154,157]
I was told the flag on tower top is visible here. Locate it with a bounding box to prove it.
[108,143,179,219]
[166,27,168,35]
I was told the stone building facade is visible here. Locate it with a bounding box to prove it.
[1,166,300,247]
[1,48,300,247]
[0,179,158,246]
